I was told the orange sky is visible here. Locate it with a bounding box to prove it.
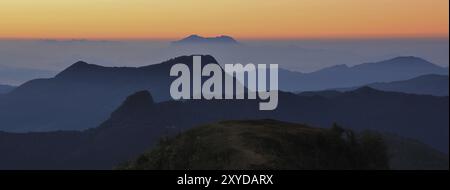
[0,0,448,39]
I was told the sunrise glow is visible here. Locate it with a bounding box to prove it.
[0,0,448,39]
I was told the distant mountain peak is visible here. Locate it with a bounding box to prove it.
[72,60,90,67]
[65,60,102,70]
[172,35,238,45]
[169,54,218,63]
[412,73,448,79]
[320,64,350,71]
[389,56,427,62]
[56,61,105,78]
[371,56,436,67]
[184,34,202,40]
[390,56,433,64]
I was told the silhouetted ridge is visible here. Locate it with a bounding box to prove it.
[0,87,448,169]
[72,60,90,66]
[357,74,450,96]
[358,56,438,68]
[0,55,227,132]
[56,60,107,78]
[141,55,219,70]
[320,64,349,71]
[389,56,431,64]
[172,35,238,45]
[110,90,154,118]
[122,90,154,106]
[67,61,103,69]
[280,56,447,92]
[353,86,380,94]
[297,90,342,98]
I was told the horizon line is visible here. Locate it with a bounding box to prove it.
[0,35,449,41]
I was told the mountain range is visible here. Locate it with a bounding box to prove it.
[0,55,219,131]
[278,56,448,92]
[0,89,447,169]
[333,74,449,96]
[1,55,447,132]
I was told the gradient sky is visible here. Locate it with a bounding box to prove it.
[0,0,448,39]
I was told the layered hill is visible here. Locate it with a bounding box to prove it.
[103,88,450,152]
[0,89,447,169]
[279,56,448,92]
[119,120,389,170]
[363,74,448,96]
[1,55,447,132]
[0,55,218,132]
